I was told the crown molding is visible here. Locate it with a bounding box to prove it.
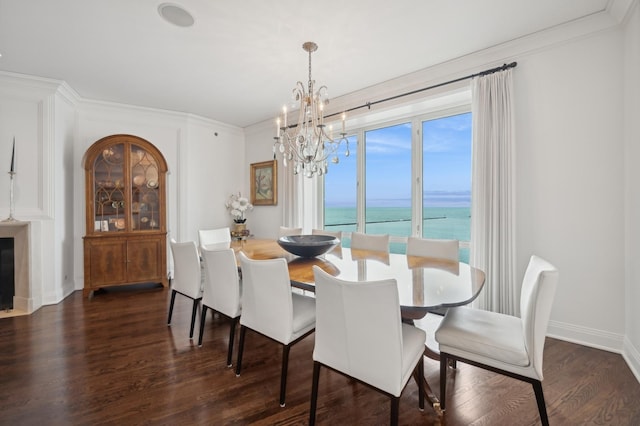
[608,0,637,24]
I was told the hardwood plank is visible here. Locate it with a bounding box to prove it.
[0,287,639,425]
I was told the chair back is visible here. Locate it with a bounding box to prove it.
[312,266,404,394]
[312,229,342,244]
[406,237,459,260]
[279,226,302,237]
[201,248,241,318]
[350,232,389,252]
[520,255,559,378]
[198,227,231,251]
[238,251,295,344]
[170,240,202,298]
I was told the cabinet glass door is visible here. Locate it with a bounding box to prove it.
[130,145,160,231]
[93,144,126,232]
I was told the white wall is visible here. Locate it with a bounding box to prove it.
[181,117,246,240]
[0,74,63,311]
[623,0,640,380]
[50,88,77,302]
[244,122,286,239]
[516,30,625,349]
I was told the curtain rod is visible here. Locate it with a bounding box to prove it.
[324,61,517,120]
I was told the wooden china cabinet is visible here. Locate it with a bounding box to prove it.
[82,134,168,297]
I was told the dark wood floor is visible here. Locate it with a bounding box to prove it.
[1,284,639,425]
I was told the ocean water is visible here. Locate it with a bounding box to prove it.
[324,206,470,261]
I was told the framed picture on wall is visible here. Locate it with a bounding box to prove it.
[250,160,277,205]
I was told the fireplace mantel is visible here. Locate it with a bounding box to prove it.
[0,222,32,314]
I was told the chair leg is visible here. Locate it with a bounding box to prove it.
[279,344,291,407]
[440,353,448,410]
[235,325,247,377]
[417,356,425,410]
[197,306,208,347]
[390,396,399,426]
[189,298,199,339]
[309,361,321,426]
[167,290,177,325]
[532,380,550,426]
[226,317,238,367]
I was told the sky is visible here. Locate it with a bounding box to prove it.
[325,112,471,207]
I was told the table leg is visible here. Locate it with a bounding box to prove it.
[412,361,443,416]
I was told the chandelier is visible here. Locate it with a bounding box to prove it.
[273,42,349,177]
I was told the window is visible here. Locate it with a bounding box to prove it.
[324,135,358,234]
[323,97,471,260]
[365,122,412,253]
[422,112,471,262]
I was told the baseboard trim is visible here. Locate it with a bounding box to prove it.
[547,319,640,385]
[622,336,640,384]
[547,319,624,353]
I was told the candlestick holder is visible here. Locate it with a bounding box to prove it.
[2,171,18,222]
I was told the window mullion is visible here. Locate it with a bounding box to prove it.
[412,117,422,238]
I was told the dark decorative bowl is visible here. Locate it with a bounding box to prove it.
[277,234,339,258]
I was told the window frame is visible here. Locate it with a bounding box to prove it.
[318,90,472,251]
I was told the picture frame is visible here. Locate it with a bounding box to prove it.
[250,160,277,205]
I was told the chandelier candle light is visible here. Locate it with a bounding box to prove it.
[273,42,349,178]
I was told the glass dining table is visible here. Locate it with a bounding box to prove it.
[231,238,485,319]
[230,238,486,413]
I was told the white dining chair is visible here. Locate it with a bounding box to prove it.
[408,237,459,360]
[279,226,302,237]
[198,247,242,367]
[406,237,459,261]
[168,240,203,339]
[435,255,559,425]
[198,227,231,251]
[350,231,390,252]
[311,228,342,244]
[235,251,316,407]
[310,266,426,425]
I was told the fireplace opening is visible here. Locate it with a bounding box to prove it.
[0,237,15,310]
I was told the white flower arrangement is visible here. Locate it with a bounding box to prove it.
[225,192,253,223]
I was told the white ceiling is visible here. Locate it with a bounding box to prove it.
[0,0,617,128]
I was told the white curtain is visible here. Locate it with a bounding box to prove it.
[470,69,517,315]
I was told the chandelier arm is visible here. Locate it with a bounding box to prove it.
[292,82,304,103]
[309,81,320,131]
[292,82,305,129]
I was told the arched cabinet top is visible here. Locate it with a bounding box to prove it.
[82,134,168,172]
